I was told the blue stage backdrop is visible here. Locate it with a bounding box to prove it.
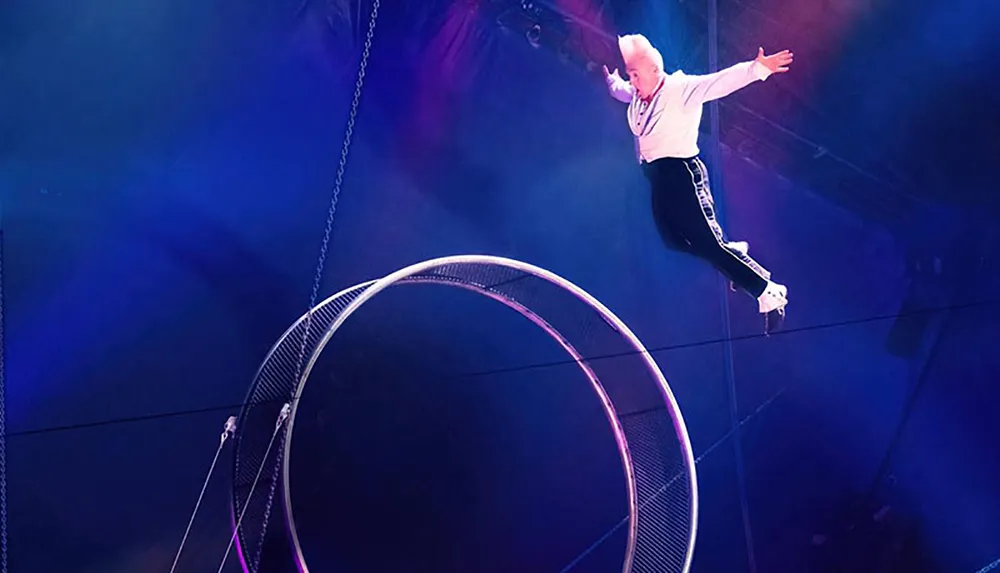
[2,0,998,571]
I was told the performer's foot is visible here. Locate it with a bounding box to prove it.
[757,281,787,313]
[725,241,749,255]
[757,281,788,335]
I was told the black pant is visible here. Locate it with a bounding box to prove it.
[642,155,770,298]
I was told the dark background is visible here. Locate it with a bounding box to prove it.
[2,0,999,571]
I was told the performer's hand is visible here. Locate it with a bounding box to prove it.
[603,64,623,81]
[755,47,794,73]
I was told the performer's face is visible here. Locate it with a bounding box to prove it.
[627,60,661,99]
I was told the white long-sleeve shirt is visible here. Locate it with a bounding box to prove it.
[606,60,773,162]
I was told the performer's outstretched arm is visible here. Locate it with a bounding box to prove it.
[680,47,793,107]
[603,65,635,103]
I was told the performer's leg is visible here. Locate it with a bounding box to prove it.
[650,187,692,252]
[676,158,769,294]
[648,162,749,257]
[644,162,692,253]
[677,157,788,329]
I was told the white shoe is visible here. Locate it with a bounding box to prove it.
[726,241,749,255]
[757,281,788,314]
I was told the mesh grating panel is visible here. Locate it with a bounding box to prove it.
[231,281,374,565]
[620,410,694,573]
[405,261,695,573]
[231,257,696,573]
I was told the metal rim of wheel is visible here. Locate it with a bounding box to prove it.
[232,254,699,573]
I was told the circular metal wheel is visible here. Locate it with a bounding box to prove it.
[231,255,698,573]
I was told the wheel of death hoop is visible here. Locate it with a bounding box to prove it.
[231,255,699,573]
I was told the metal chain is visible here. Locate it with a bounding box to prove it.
[976,557,1000,573]
[245,1,381,570]
[249,425,285,573]
[0,229,7,573]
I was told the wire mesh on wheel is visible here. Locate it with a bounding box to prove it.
[231,280,375,570]
[231,255,698,573]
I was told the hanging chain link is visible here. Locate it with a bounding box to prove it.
[246,2,381,570]
[975,557,1000,573]
[0,230,8,573]
[249,428,285,572]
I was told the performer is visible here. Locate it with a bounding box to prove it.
[604,34,793,333]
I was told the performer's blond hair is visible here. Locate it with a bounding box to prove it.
[617,34,664,74]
